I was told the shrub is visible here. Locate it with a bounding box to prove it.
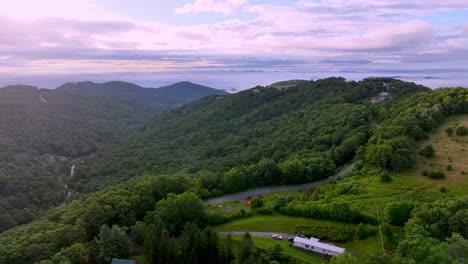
[422,169,429,176]
[445,127,454,136]
[439,187,447,193]
[461,171,466,175]
[446,165,453,171]
[419,144,435,157]
[253,207,273,215]
[455,126,468,136]
[250,197,264,209]
[380,170,392,182]
[386,203,414,226]
[355,223,377,239]
[294,225,355,242]
[427,171,446,179]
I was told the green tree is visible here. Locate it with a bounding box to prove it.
[448,209,468,238]
[330,253,361,264]
[267,244,283,261]
[155,192,206,235]
[386,203,414,226]
[222,235,235,264]
[96,225,129,264]
[397,234,456,264]
[49,243,91,264]
[144,221,165,264]
[238,232,254,263]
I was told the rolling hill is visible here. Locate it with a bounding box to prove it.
[0,81,226,232]
[0,77,466,264]
[73,77,428,191]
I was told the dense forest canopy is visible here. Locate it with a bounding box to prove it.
[0,81,226,232]
[0,77,466,264]
[74,77,428,192]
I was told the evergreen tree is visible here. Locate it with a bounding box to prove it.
[223,235,235,264]
[238,232,254,263]
[96,225,129,264]
[144,221,164,264]
[180,223,201,264]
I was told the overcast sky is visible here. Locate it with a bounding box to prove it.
[1,0,468,89]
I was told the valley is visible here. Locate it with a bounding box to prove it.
[0,81,226,231]
[0,78,466,264]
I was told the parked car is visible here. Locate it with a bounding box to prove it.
[272,234,283,240]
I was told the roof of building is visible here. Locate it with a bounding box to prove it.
[293,236,345,253]
[111,259,136,264]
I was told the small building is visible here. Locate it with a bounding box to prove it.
[293,236,345,256]
[371,92,389,103]
[111,259,136,264]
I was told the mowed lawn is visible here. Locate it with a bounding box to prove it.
[222,235,328,264]
[214,214,355,234]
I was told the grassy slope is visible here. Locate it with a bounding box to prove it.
[329,114,468,216]
[223,235,327,264]
[214,215,355,233]
[214,215,382,256]
[213,116,468,260]
[410,114,468,191]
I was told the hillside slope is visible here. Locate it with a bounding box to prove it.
[0,78,468,263]
[74,77,428,191]
[0,81,225,231]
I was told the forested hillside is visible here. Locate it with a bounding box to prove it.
[0,81,225,231]
[1,78,466,264]
[74,77,428,192]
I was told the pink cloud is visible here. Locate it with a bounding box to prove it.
[462,23,468,34]
[174,0,248,16]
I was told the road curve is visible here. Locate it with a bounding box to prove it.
[204,162,356,205]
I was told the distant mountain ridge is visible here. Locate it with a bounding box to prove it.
[0,80,226,232]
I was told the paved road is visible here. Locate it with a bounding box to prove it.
[217,231,294,240]
[204,162,356,205]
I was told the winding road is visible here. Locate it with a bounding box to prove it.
[204,162,356,205]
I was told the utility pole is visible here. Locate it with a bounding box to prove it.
[376,205,385,255]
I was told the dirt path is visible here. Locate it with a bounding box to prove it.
[204,162,356,205]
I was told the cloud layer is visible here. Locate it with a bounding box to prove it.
[0,0,467,88]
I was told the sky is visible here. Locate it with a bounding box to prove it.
[1,0,468,90]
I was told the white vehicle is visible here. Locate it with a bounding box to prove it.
[272,234,283,240]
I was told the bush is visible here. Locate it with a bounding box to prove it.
[439,187,447,193]
[253,207,273,215]
[419,144,435,157]
[446,165,453,171]
[355,223,377,239]
[250,197,264,209]
[386,203,414,226]
[422,170,429,176]
[295,225,356,242]
[445,127,454,136]
[455,126,468,136]
[380,170,392,182]
[427,171,446,179]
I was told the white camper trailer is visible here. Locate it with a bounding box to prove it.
[293,236,345,256]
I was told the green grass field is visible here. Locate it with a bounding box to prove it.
[324,115,468,216]
[214,214,382,256]
[222,235,328,264]
[214,214,355,233]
